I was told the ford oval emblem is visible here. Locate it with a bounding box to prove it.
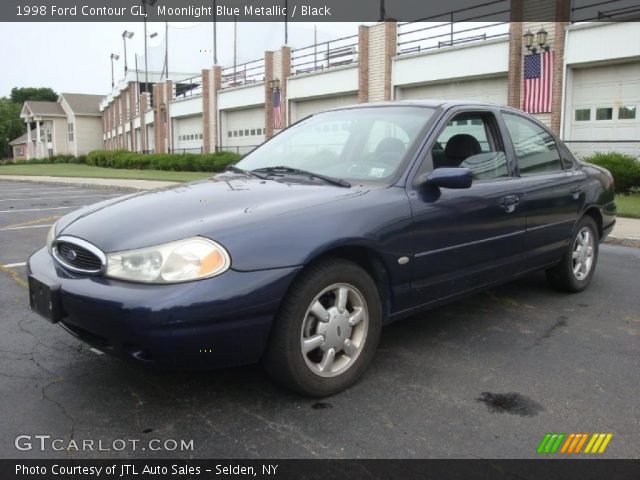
[66,249,78,261]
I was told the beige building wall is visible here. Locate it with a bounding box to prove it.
[75,117,104,155]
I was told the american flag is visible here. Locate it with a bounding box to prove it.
[273,89,283,129]
[523,51,553,114]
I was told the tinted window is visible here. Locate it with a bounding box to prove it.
[574,109,590,121]
[618,106,636,120]
[432,113,508,181]
[502,113,561,175]
[596,107,613,120]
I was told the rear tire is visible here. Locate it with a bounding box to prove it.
[546,216,599,292]
[263,259,382,397]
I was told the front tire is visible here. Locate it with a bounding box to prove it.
[263,259,382,397]
[546,216,599,292]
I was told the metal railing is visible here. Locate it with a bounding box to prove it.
[397,0,510,56]
[571,0,640,21]
[221,58,265,89]
[564,140,640,160]
[216,145,258,155]
[291,34,359,76]
[173,76,203,100]
[169,147,204,154]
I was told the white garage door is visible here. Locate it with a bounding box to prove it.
[398,76,508,105]
[291,94,359,123]
[566,63,639,141]
[222,107,265,153]
[173,115,203,152]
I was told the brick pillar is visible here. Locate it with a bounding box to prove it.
[264,50,275,140]
[164,80,173,152]
[358,25,370,103]
[152,84,164,153]
[550,0,571,135]
[203,66,222,153]
[129,85,137,151]
[280,46,291,127]
[384,22,397,101]
[366,21,397,103]
[140,93,149,153]
[114,97,121,149]
[507,0,523,108]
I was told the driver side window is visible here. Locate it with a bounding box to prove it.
[432,113,509,181]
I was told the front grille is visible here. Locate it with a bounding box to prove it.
[53,237,104,273]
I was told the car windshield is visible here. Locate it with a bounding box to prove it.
[236,106,435,183]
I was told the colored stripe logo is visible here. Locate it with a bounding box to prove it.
[537,433,613,454]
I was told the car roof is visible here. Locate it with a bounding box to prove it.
[324,99,520,113]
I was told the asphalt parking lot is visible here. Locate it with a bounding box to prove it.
[0,179,638,459]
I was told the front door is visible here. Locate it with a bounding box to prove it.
[407,109,526,307]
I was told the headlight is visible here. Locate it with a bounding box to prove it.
[105,237,231,284]
[46,224,57,254]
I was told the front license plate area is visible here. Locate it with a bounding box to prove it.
[28,275,63,324]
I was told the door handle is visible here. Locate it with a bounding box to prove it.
[570,186,582,200]
[500,195,520,213]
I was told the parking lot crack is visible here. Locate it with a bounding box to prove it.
[41,378,77,459]
[238,407,335,457]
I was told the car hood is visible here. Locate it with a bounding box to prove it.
[57,174,369,253]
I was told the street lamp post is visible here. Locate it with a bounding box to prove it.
[141,0,158,98]
[122,31,134,75]
[110,53,120,88]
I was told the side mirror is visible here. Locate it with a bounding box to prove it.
[417,167,472,190]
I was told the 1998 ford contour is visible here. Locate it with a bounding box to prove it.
[28,101,616,396]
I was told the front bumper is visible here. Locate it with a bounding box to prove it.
[27,247,300,369]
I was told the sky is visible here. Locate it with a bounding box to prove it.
[0,22,364,98]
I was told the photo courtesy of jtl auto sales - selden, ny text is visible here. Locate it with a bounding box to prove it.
[0,0,639,479]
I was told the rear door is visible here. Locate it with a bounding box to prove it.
[407,108,526,307]
[499,112,585,270]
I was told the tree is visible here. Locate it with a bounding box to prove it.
[0,99,25,159]
[10,87,57,104]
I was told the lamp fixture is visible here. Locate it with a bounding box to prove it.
[269,78,281,91]
[523,28,549,54]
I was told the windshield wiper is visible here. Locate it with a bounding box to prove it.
[225,165,268,180]
[252,166,351,188]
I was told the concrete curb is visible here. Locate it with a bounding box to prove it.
[604,236,640,249]
[0,176,179,192]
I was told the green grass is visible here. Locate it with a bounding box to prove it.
[0,163,211,182]
[616,194,640,219]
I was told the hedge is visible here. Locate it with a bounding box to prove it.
[1,150,242,172]
[85,150,241,172]
[0,154,84,166]
[584,152,640,194]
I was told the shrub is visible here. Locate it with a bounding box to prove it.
[584,152,640,194]
[1,150,242,173]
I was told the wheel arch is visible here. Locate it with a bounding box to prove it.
[282,245,395,323]
[581,205,604,239]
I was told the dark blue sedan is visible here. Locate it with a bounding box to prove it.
[28,100,616,396]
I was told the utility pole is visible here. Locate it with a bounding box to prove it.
[284,0,289,44]
[213,0,218,65]
[165,21,169,80]
[122,31,134,75]
[233,16,237,78]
